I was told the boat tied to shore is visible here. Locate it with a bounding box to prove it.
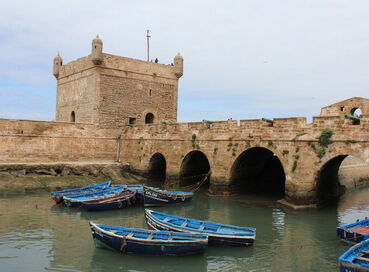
[51,181,112,204]
[143,186,193,206]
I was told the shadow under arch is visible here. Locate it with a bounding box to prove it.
[147,153,166,183]
[179,150,211,188]
[316,155,348,206]
[230,147,285,197]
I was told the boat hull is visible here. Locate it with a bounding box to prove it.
[145,209,255,246]
[81,192,136,211]
[63,186,125,207]
[339,262,369,272]
[337,218,369,244]
[90,223,207,256]
[51,181,112,204]
[339,239,369,272]
[143,186,193,206]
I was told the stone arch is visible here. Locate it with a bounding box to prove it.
[179,150,211,188]
[70,111,75,122]
[230,147,285,197]
[147,153,166,182]
[145,113,155,124]
[316,155,348,206]
[350,107,362,125]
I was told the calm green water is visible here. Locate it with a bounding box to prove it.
[1,186,369,272]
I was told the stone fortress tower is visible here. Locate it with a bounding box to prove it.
[53,36,183,127]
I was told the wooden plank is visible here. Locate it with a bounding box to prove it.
[355,256,369,262]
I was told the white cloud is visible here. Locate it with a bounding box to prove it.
[0,0,369,121]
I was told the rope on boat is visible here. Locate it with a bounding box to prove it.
[180,171,212,192]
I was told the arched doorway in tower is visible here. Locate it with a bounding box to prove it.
[70,111,75,122]
[145,113,155,124]
[147,153,166,184]
[230,147,285,198]
[179,151,211,189]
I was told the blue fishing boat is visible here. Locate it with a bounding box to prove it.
[89,222,208,255]
[337,218,369,244]
[81,191,136,211]
[339,239,369,272]
[144,209,256,246]
[63,186,125,207]
[143,186,193,206]
[122,184,144,203]
[51,181,112,204]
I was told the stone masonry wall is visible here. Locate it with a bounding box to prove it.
[119,114,369,205]
[0,119,120,163]
[97,54,179,127]
[55,56,98,123]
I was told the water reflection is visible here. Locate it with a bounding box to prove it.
[1,186,369,271]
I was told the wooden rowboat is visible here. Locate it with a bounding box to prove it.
[144,209,256,246]
[143,186,193,206]
[339,239,369,271]
[51,181,112,204]
[337,218,369,244]
[89,222,208,256]
[80,191,136,211]
[63,186,125,207]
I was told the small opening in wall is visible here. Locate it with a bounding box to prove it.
[70,111,76,123]
[129,117,136,124]
[350,108,362,125]
[145,113,155,124]
[149,89,152,96]
[340,107,344,112]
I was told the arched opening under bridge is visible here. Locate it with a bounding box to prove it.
[147,153,166,183]
[179,151,211,189]
[316,155,351,206]
[230,147,285,197]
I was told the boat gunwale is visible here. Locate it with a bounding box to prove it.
[51,181,112,197]
[145,209,256,239]
[90,222,208,244]
[143,186,193,197]
[63,187,125,202]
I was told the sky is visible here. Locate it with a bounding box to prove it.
[0,0,368,122]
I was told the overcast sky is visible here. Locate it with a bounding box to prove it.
[0,0,368,122]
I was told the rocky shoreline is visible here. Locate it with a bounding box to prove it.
[0,162,145,194]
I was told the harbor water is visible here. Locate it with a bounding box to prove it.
[1,184,369,272]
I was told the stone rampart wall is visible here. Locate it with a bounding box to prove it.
[0,119,120,163]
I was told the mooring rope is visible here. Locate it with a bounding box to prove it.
[180,171,212,192]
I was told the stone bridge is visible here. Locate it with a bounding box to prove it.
[119,97,369,208]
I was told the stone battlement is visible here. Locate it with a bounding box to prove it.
[121,113,369,142]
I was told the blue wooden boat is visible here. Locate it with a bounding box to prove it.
[339,239,369,272]
[121,184,144,203]
[337,218,369,244]
[51,181,112,204]
[63,186,125,207]
[89,222,208,255]
[80,191,136,211]
[144,209,256,246]
[143,186,193,206]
